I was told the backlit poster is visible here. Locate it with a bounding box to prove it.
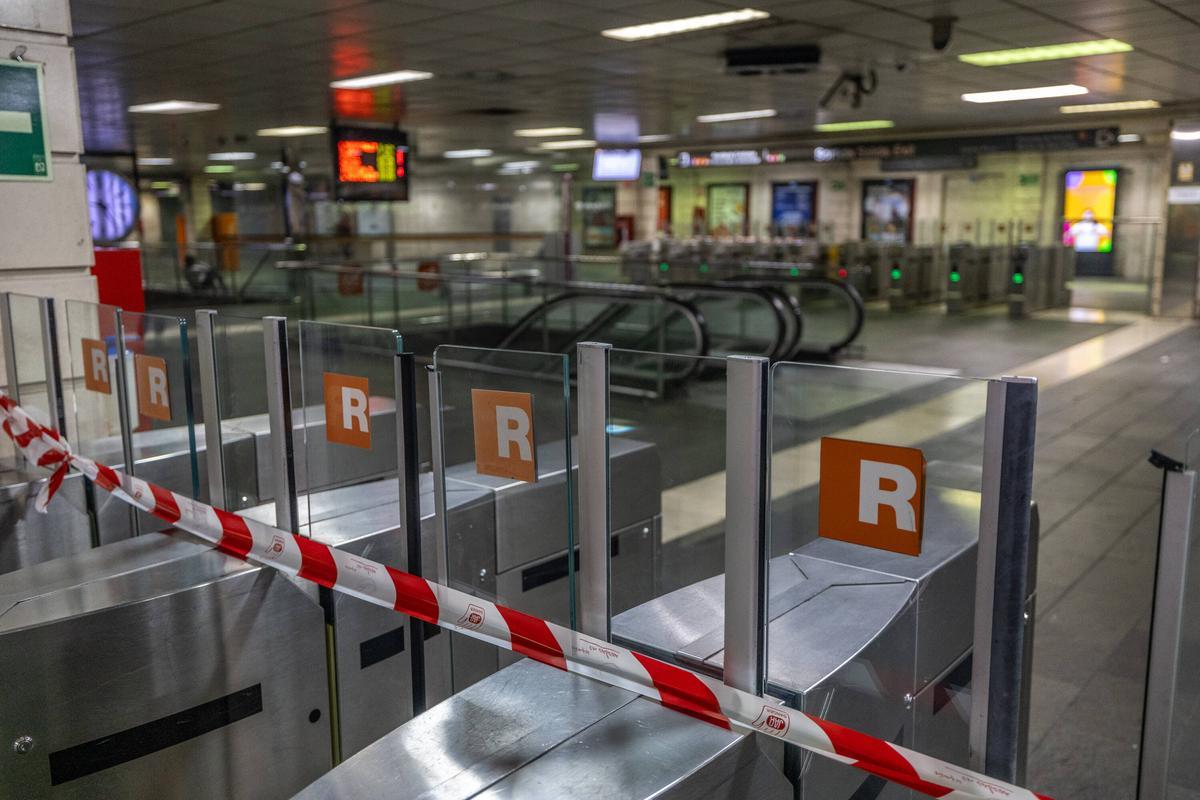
[861,179,914,243]
[771,181,817,237]
[707,183,749,236]
[1062,169,1117,253]
[581,186,616,249]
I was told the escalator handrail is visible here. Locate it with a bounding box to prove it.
[658,281,798,362]
[718,274,865,359]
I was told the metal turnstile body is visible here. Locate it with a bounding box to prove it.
[294,659,791,800]
[613,486,981,798]
[946,243,982,313]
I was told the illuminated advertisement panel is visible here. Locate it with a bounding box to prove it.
[1062,168,1117,253]
[332,124,409,201]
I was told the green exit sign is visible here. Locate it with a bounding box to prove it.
[0,60,52,181]
[1018,173,1039,187]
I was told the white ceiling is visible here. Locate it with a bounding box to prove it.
[69,0,1200,173]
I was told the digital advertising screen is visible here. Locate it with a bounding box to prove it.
[592,148,642,181]
[332,124,409,201]
[1062,168,1117,253]
[861,179,914,243]
[770,181,817,237]
[707,183,749,236]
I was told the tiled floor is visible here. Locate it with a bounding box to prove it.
[1025,326,1200,799]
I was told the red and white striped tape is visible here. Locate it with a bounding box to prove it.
[0,391,1052,800]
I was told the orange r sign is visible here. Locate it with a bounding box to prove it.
[324,372,372,449]
[134,354,172,421]
[471,389,537,483]
[81,338,111,394]
[818,437,926,556]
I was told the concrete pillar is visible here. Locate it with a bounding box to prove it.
[0,0,96,302]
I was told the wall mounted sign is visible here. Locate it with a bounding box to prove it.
[707,183,749,236]
[818,437,926,556]
[0,59,51,181]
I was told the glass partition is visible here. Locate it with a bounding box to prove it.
[206,312,273,510]
[0,294,53,471]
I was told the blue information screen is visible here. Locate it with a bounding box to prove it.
[771,182,817,237]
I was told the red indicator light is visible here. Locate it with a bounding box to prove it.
[837,268,848,278]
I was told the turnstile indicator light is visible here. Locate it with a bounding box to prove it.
[699,262,709,273]
[1012,272,1024,285]
[890,267,902,281]
[949,271,960,283]
[837,267,848,278]
[658,262,669,272]
[789,267,800,277]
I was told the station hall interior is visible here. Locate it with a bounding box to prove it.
[2,1,1200,798]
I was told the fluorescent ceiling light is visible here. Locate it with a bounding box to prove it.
[514,127,584,137]
[959,38,1131,67]
[1117,133,1142,143]
[500,160,539,170]
[637,134,671,143]
[444,148,494,158]
[1059,99,1160,114]
[329,70,433,89]
[256,125,327,137]
[233,182,268,191]
[149,181,175,189]
[962,84,1087,104]
[538,139,596,150]
[696,108,776,123]
[551,163,579,172]
[128,100,219,114]
[1171,130,1200,141]
[136,157,174,166]
[208,151,256,161]
[602,8,769,41]
[814,119,894,132]
[204,165,235,174]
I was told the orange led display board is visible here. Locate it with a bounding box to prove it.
[331,123,409,201]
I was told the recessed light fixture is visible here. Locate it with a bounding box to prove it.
[637,134,671,143]
[204,165,235,174]
[602,8,769,41]
[329,70,433,89]
[233,182,268,191]
[136,157,175,166]
[149,181,176,190]
[814,119,894,132]
[444,148,494,158]
[500,160,540,173]
[256,125,328,137]
[959,38,1132,67]
[962,84,1087,103]
[696,108,776,123]
[1117,133,1142,143]
[128,100,220,114]
[1059,99,1160,114]
[514,127,584,137]
[538,139,597,150]
[1171,130,1200,141]
[208,152,255,161]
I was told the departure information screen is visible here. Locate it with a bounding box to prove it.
[332,125,409,201]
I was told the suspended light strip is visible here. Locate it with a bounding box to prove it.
[256,125,327,137]
[959,38,1131,67]
[444,149,493,158]
[208,151,256,161]
[128,100,219,114]
[962,84,1086,103]
[696,108,776,123]
[602,8,769,41]
[1059,99,1160,114]
[329,70,433,89]
[514,127,584,137]
[814,119,894,132]
[538,139,597,150]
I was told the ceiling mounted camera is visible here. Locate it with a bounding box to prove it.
[819,69,877,110]
[929,15,956,51]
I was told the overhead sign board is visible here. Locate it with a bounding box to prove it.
[818,437,926,556]
[0,60,51,181]
[331,123,409,202]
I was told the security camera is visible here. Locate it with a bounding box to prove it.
[929,15,956,51]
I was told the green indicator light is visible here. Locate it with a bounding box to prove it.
[949,271,960,283]
[789,267,800,277]
[890,268,902,281]
[699,263,709,273]
[658,262,669,272]
[1012,272,1024,285]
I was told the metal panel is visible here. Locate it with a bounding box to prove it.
[195,309,224,508]
[577,341,611,640]
[262,316,297,533]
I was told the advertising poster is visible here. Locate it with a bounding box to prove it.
[861,179,914,243]
[581,186,616,249]
[707,183,749,236]
[1062,168,1117,253]
[771,181,818,237]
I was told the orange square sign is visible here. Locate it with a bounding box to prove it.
[134,354,172,421]
[81,338,111,394]
[324,372,372,449]
[471,389,537,483]
[818,437,926,556]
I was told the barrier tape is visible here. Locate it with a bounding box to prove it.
[0,391,1051,800]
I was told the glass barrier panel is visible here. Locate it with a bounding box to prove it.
[607,349,729,661]
[431,345,574,630]
[63,299,125,466]
[208,312,273,510]
[297,320,403,531]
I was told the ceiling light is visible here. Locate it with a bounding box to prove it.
[444,148,494,158]
[500,160,539,172]
[602,8,769,41]
[637,134,671,143]
[538,139,597,150]
[959,38,1132,67]
[1117,133,1142,143]
[329,70,433,89]
[1171,130,1200,141]
[233,182,268,191]
[204,165,235,174]
[149,181,176,190]
[962,84,1087,104]
[696,108,776,123]
[1059,99,1160,114]
[136,157,174,166]
[256,125,327,137]
[128,100,220,114]
[551,163,580,172]
[814,119,894,132]
[208,151,256,161]
[514,127,584,137]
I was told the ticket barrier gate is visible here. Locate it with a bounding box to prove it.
[886,246,940,310]
[1008,245,1074,318]
[945,243,987,314]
